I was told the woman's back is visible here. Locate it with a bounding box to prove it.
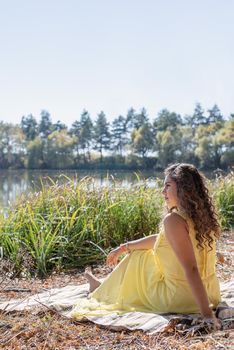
[154,209,220,313]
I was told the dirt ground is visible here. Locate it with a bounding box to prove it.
[0,232,233,350]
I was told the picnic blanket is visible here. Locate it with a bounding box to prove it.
[0,279,233,334]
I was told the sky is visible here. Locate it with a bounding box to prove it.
[0,0,233,126]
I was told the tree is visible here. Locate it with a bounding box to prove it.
[93,111,111,162]
[131,123,154,158]
[153,109,182,132]
[132,107,149,129]
[195,135,214,168]
[111,115,129,156]
[38,110,53,138]
[70,110,93,163]
[179,125,199,166]
[194,122,225,169]
[69,119,82,162]
[129,108,154,157]
[185,103,207,128]
[0,122,25,168]
[26,137,45,168]
[156,128,182,168]
[20,114,38,140]
[78,110,93,161]
[124,107,136,150]
[52,120,67,132]
[46,130,74,168]
[215,117,234,168]
[207,104,224,124]
[125,107,136,130]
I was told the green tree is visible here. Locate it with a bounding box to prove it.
[156,128,182,168]
[194,122,224,168]
[70,110,93,163]
[124,107,136,150]
[93,111,111,162]
[131,123,154,158]
[185,103,207,128]
[195,135,213,168]
[0,122,25,168]
[179,125,199,166]
[132,107,149,129]
[39,110,53,138]
[52,120,67,132]
[207,104,224,124]
[70,119,81,162]
[78,110,93,161]
[111,115,129,156]
[46,130,74,168]
[20,114,38,140]
[125,107,136,130]
[26,137,45,168]
[153,109,182,132]
[216,117,234,168]
[186,104,225,168]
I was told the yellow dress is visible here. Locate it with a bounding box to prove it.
[72,211,221,319]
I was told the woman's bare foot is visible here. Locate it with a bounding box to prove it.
[84,267,101,293]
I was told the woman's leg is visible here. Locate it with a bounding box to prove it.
[84,267,101,293]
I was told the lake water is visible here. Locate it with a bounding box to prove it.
[0,168,221,210]
[0,169,163,209]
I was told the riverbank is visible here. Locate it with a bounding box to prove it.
[0,230,233,349]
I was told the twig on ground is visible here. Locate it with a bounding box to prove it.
[34,298,67,318]
[1,330,25,346]
[3,287,32,292]
[42,329,51,350]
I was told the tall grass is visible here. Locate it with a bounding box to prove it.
[0,173,233,276]
[212,172,234,230]
[0,176,163,276]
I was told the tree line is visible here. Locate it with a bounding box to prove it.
[0,103,233,170]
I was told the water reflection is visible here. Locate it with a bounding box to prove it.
[0,168,220,210]
[0,170,163,209]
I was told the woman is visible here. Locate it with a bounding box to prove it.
[72,163,221,327]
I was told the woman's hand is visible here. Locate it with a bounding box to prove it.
[203,314,222,331]
[106,247,121,267]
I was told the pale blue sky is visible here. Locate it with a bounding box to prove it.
[0,0,233,125]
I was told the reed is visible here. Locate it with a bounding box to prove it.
[0,173,233,276]
[212,171,234,230]
[0,176,163,275]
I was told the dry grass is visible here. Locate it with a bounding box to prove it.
[0,232,233,350]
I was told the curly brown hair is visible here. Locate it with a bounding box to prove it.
[165,163,220,249]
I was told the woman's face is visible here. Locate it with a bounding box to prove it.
[162,175,179,209]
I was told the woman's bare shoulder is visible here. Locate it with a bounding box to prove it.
[163,211,187,227]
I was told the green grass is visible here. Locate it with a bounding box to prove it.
[212,171,234,230]
[0,173,233,276]
[0,176,163,276]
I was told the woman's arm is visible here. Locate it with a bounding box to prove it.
[106,234,157,267]
[121,234,157,252]
[163,213,213,317]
